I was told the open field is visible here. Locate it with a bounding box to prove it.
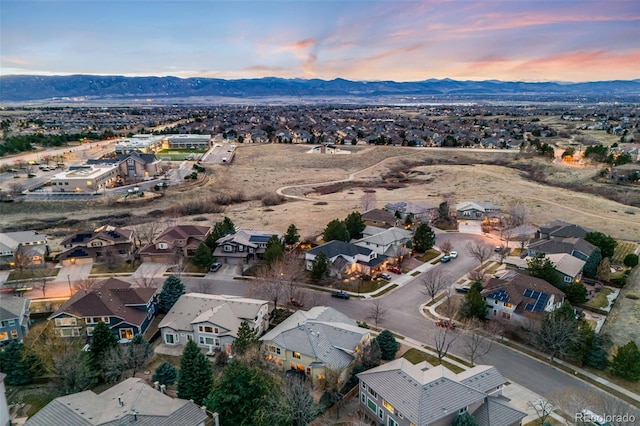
[1,144,639,242]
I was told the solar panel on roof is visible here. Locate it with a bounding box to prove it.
[531,291,541,299]
[524,303,535,311]
[523,289,533,297]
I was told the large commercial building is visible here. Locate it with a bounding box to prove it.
[50,164,119,193]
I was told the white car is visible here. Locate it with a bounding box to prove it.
[449,251,458,258]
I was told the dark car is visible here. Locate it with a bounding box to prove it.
[209,262,222,272]
[455,286,471,294]
[440,255,451,263]
[289,298,304,308]
[331,290,350,299]
[387,265,401,274]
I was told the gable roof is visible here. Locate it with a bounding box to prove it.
[527,237,595,257]
[307,240,374,259]
[261,306,369,370]
[357,359,508,425]
[482,272,564,316]
[539,220,592,239]
[546,253,586,277]
[456,201,501,213]
[0,295,29,320]
[159,293,267,337]
[0,231,46,252]
[60,225,133,247]
[215,229,279,248]
[385,201,437,215]
[361,209,397,224]
[473,396,528,426]
[24,378,207,426]
[116,152,160,164]
[356,226,412,246]
[154,225,211,243]
[49,278,156,327]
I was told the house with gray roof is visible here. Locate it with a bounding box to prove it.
[455,201,502,221]
[537,221,592,240]
[526,237,596,261]
[361,209,401,229]
[357,359,525,426]
[25,377,208,426]
[504,253,585,287]
[159,293,269,354]
[0,295,30,345]
[0,230,48,267]
[354,226,412,260]
[261,306,372,385]
[305,240,387,278]
[212,228,280,266]
[385,201,438,223]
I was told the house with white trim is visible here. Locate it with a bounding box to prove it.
[305,240,387,278]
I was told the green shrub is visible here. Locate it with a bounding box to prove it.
[623,253,638,268]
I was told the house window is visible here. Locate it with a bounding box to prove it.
[293,352,301,359]
[249,248,254,253]
[86,327,95,336]
[165,333,175,344]
[502,312,511,320]
[378,407,384,419]
[494,300,498,305]
[8,319,15,326]
[199,336,219,346]
[361,392,366,404]
[459,407,468,414]
[186,335,193,341]
[59,328,80,337]
[276,348,281,355]
[306,367,311,376]
[55,317,77,327]
[238,245,244,252]
[224,245,233,252]
[119,328,133,340]
[367,386,378,399]
[10,330,18,339]
[158,242,168,249]
[388,418,398,426]
[0,332,8,341]
[367,398,377,413]
[564,276,572,283]
[362,381,366,390]
[382,400,394,413]
[504,302,512,308]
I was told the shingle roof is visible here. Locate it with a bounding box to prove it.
[159,293,267,337]
[307,240,373,258]
[215,229,278,247]
[356,226,412,247]
[546,253,586,278]
[540,221,592,239]
[358,361,506,425]
[0,231,46,252]
[49,278,156,327]
[261,307,369,370]
[24,378,208,426]
[362,209,397,224]
[473,396,527,426]
[0,295,30,319]
[456,201,501,212]
[482,272,564,316]
[60,225,133,247]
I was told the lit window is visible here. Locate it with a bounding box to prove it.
[11,330,18,339]
[504,302,512,308]
[0,332,9,341]
[55,317,77,327]
[293,352,301,359]
[382,400,394,412]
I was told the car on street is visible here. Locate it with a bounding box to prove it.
[375,273,392,281]
[449,251,458,259]
[209,262,222,272]
[387,265,401,274]
[289,298,304,308]
[455,285,471,294]
[494,246,502,252]
[331,290,350,299]
[440,255,451,263]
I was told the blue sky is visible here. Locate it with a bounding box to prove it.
[1,0,639,82]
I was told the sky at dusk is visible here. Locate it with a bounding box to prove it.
[1,0,639,82]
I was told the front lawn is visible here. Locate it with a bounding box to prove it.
[402,348,464,373]
[8,267,58,281]
[90,262,136,274]
[417,249,440,263]
[342,278,386,294]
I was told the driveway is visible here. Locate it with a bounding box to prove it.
[132,262,169,281]
[457,220,483,235]
[54,263,93,283]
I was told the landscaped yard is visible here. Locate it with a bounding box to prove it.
[584,288,614,309]
[417,249,440,263]
[341,278,386,294]
[402,347,464,373]
[90,262,136,274]
[612,241,638,264]
[8,267,58,281]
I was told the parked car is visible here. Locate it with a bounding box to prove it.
[455,286,471,294]
[441,256,451,263]
[209,262,222,272]
[387,265,401,274]
[375,273,392,281]
[331,290,350,299]
[449,251,458,259]
[494,246,502,252]
[289,298,304,308]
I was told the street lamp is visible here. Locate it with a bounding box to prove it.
[67,274,72,296]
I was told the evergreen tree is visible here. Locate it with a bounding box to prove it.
[460,287,487,320]
[360,339,382,370]
[375,330,399,361]
[344,211,365,240]
[192,242,214,269]
[283,224,300,246]
[177,339,214,405]
[159,275,185,313]
[152,361,178,386]
[263,235,285,265]
[310,252,329,280]
[204,359,276,426]
[527,253,560,287]
[0,341,33,385]
[564,282,588,303]
[585,231,618,259]
[583,248,602,279]
[233,321,260,354]
[205,217,235,249]
[611,341,640,381]
[584,333,612,370]
[322,219,350,242]
[89,321,118,376]
[452,411,479,426]
[413,224,436,253]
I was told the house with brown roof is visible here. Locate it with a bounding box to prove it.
[48,278,157,342]
[482,271,565,325]
[58,225,134,266]
[361,209,401,229]
[357,359,525,426]
[139,225,211,264]
[385,201,438,223]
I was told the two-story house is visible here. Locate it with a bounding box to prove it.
[212,229,280,265]
[58,225,134,266]
[139,225,211,264]
[48,278,157,342]
[357,359,526,426]
[504,253,585,288]
[526,237,596,262]
[305,240,387,278]
[0,230,48,267]
[0,295,30,345]
[158,293,269,354]
[260,306,371,386]
[354,226,412,260]
[482,271,565,325]
[537,221,591,240]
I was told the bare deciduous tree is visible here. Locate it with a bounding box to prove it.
[507,201,531,227]
[254,253,304,310]
[420,270,452,302]
[527,399,554,426]
[433,324,457,362]
[459,318,501,366]
[132,221,161,248]
[284,376,322,426]
[360,191,377,212]
[132,269,157,288]
[440,240,453,255]
[366,299,388,327]
[73,278,95,292]
[465,241,494,266]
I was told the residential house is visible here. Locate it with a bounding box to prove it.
[212,229,280,265]
[24,377,208,426]
[385,201,438,223]
[526,237,596,262]
[139,225,211,264]
[357,359,526,426]
[0,230,48,267]
[159,293,269,353]
[482,271,565,325]
[504,254,585,288]
[354,226,412,260]
[305,240,387,278]
[58,225,134,266]
[361,209,401,229]
[0,295,30,345]
[537,221,592,240]
[260,306,371,385]
[455,201,502,221]
[48,278,157,342]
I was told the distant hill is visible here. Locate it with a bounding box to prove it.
[1,75,639,103]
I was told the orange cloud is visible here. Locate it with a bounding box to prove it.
[280,38,316,52]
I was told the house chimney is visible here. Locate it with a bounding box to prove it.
[153,381,159,390]
[118,397,123,407]
[133,411,138,421]
[160,384,166,394]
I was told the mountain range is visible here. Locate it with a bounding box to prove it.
[1,75,639,103]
